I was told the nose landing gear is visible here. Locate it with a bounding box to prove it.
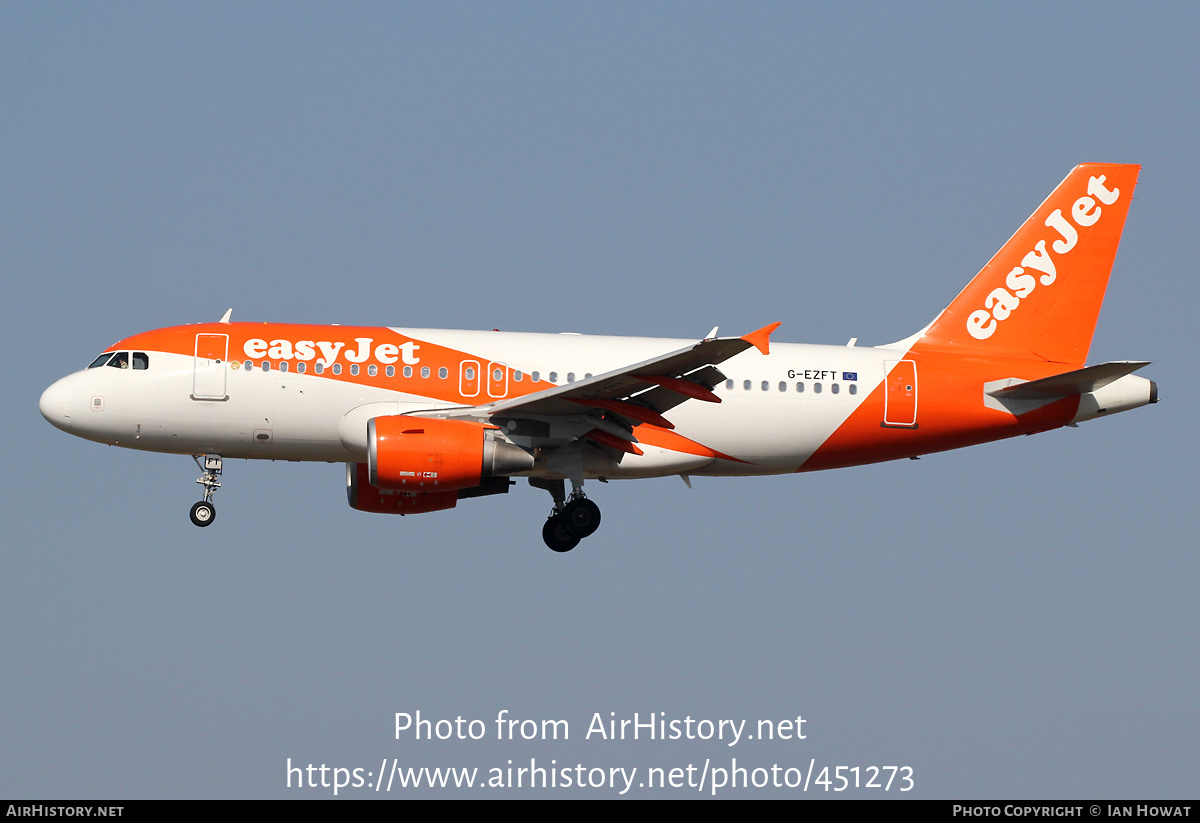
[190,454,222,527]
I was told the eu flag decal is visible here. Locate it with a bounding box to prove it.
[843,372,858,381]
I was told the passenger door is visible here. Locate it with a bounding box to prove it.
[883,359,917,427]
[193,334,229,400]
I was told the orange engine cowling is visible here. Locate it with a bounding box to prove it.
[346,462,459,514]
[367,415,534,492]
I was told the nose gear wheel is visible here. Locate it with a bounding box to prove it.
[190,501,216,527]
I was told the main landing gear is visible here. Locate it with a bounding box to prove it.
[190,454,222,527]
[531,478,602,553]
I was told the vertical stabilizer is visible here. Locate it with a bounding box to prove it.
[914,164,1139,365]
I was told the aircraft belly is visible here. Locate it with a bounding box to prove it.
[606,447,714,478]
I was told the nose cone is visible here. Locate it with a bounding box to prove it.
[40,376,74,432]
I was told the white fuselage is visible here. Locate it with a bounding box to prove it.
[40,328,891,478]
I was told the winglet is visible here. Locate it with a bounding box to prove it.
[741,322,781,355]
[219,308,233,324]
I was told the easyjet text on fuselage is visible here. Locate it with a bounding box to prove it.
[241,337,421,367]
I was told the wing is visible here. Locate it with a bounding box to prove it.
[435,323,779,457]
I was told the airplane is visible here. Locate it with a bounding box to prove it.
[39,163,1156,552]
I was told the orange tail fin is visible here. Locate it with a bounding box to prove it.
[914,163,1139,365]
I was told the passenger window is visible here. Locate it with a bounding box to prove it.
[567,373,575,383]
[132,352,149,370]
[350,364,359,376]
[761,381,769,391]
[280,362,289,373]
[726,379,734,390]
[368,364,377,376]
[532,371,541,382]
[297,362,306,374]
[796,382,804,392]
[386,365,394,377]
[88,353,114,369]
[514,371,523,382]
[421,366,430,378]
[465,367,476,380]
[814,382,822,394]
[439,367,448,379]
[495,368,505,381]
[314,363,323,374]
[107,352,130,369]
[403,366,412,378]
[262,361,271,371]
[779,381,787,392]
[849,384,857,395]
[332,364,341,375]
[549,372,558,383]
[831,383,839,394]
[743,380,751,391]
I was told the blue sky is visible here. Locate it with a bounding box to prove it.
[3,3,1196,797]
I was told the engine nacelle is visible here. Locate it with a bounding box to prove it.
[346,462,459,514]
[368,415,534,492]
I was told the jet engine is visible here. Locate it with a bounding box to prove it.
[345,462,459,514]
[367,415,534,492]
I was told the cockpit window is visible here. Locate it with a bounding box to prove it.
[106,352,130,369]
[132,352,149,370]
[88,353,114,369]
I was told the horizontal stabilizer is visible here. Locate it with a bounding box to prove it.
[987,361,1150,400]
